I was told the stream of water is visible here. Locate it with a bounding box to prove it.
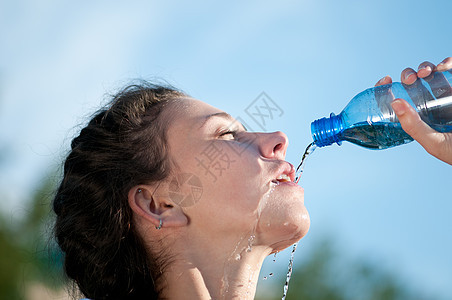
[281,142,317,300]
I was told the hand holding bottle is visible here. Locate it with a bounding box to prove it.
[375,57,452,165]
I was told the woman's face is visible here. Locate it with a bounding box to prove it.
[164,97,309,251]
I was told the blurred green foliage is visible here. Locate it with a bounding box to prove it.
[257,240,430,300]
[0,174,64,299]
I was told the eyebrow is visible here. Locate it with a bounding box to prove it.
[198,112,247,131]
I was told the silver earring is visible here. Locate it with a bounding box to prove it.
[155,219,163,230]
[137,188,142,193]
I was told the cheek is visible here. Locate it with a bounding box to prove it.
[174,139,266,215]
[217,155,267,212]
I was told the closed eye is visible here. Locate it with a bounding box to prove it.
[219,130,237,139]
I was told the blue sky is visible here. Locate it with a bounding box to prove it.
[1,0,451,298]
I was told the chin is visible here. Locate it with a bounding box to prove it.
[257,200,310,252]
[274,209,310,252]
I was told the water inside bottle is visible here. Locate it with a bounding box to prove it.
[340,122,413,149]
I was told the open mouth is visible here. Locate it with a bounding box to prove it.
[271,174,292,184]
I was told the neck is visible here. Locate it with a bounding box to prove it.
[158,232,271,300]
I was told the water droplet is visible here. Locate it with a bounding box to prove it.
[246,235,255,252]
[263,276,267,280]
[269,273,273,277]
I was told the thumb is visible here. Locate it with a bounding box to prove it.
[391,98,443,155]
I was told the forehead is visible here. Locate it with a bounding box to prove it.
[168,97,225,129]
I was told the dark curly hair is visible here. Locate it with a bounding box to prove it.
[53,82,186,299]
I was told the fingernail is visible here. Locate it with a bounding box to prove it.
[404,71,415,82]
[391,99,406,115]
[377,76,386,84]
[419,65,432,72]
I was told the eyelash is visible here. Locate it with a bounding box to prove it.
[219,130,237,138]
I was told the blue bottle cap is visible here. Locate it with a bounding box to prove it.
[311,113,343,147]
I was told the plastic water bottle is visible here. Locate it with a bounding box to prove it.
[311,70,452,149]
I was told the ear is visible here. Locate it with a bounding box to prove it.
[128,185,188,229]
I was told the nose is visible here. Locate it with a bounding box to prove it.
[257,131,289,160]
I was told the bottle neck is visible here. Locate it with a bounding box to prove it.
[311,113,343,147]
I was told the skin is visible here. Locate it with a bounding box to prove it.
[128,98,309,299]
[125,57,451,299]
[376,57,452,165]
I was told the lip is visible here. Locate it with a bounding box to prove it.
[272,162,296,184]
[270,178,305,199]
[274,180,301,187]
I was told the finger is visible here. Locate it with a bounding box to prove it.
[419,59,452,99]
[423,70,452,99]
[436,57,452,72]
[375,75,392,87]
[401,68,418,85]
[417,61,436,78]
[391,98,445,158]
[401,66,434,114]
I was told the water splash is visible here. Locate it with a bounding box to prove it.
[246,235,255,252]
[221,235,246,297]
[281,243,298,300]
[295,142,317,183]
[279,142,316,299]
[222,141,315,299]
[247,185,276,253]
[221,180,277,298]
